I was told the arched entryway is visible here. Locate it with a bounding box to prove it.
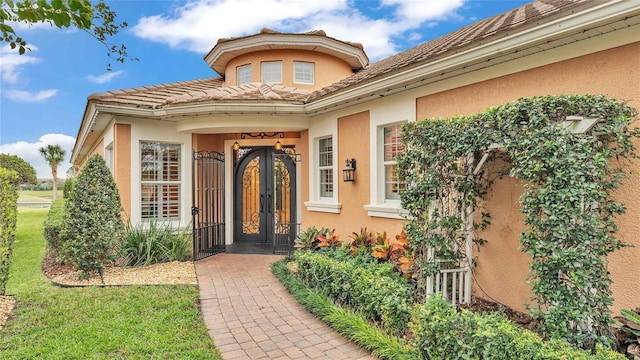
[232,147,297,253]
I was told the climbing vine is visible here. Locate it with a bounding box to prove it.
[398,94,639,349]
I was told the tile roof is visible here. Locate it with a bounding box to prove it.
[88,78,310,108]
[306,0,594,102]
[87,0,597,109]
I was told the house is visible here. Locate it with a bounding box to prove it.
[71,0,640,314]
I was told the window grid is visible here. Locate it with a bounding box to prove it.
[294,61,314,84]
[237,64,252,85]
[318,137,333,198]
[383,124,405,201]
[261,61,282,83]
[140,142,181,220]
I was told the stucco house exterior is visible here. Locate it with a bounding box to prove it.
[71,0,640,314]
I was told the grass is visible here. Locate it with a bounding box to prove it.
[0,208,221,359]
[17,190,57,203]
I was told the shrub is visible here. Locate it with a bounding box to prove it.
[62,177,76,199]
[0,153,37,185]
[294,226,330,250]
[271,259,415,360]
[295,250,412,336]
[0,168,18,295]
[42,199,66,258]
[61,155,124,277]
[123,221,190,266]
[409,296,624,360]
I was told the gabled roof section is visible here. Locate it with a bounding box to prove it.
[306,0,599,102]
[204,28,369,75]
[88,78,311,108]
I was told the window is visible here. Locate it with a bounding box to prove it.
[383,124,405,201]
[294,61,314,84]
[140,142,181,220]
[237,64,252,85]
[261,61,282,83]
[105,142,114,173]
[318,137,333,198]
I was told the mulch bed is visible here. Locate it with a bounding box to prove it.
[460,296,538,331]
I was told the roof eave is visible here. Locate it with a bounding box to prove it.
[204,33,369,75]
[305,0,640,115]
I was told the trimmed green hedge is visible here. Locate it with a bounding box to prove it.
[294,250,412,336]
[410,296,624,360]
[42,199,66,258]
[271,259,416,359]
[0,168,18,295]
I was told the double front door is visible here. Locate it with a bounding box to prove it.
[234,147,296,244]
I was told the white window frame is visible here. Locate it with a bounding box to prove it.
[140,141,181,221]
[382,123,404,204]
[293,61,314,84]
[261,61,282,83]
[105,142,114,174]
[237,64,252,85]
[364,120,408,219]
[318,136,334,199]
[304,127,341,213]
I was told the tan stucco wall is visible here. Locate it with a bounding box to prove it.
[301,111,405,238]
[114,124,131,219]
[223,49,354,90]
[415,43,640,313]
[86,138,104,160]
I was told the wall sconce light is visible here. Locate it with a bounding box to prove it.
[232,141,240,151]
[274,140,283,151]
[343,158,356,182]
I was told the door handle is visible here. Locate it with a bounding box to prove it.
[260,194,264,213]
[267,194,272,213]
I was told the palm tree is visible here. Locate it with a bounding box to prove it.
[39,144,66,202]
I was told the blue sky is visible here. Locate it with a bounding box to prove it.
[0,0,529,178]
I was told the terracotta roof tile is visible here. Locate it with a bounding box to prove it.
[306,0,594,102]
[88,0,597,109]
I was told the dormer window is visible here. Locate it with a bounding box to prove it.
[261,61,282,83]
[237,64,252,85]
[294,61,314,84]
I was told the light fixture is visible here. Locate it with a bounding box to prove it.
[343,158,356,182]
[241,131,285,139]
[274,140,283,151]
[232,133,240,151]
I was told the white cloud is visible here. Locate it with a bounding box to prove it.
[132,0,466,61]
[87,70,124,84]
[6,20,54,31]
[0,44,40,84]
[3,89,58,102]
[0,134,76,179]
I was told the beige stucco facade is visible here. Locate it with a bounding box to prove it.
[72,2,639,317]
[415,43,640,313]
[224,49,355,90]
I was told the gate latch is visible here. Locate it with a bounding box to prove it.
[191,206,199,216]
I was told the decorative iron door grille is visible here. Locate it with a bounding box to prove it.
[192,150,225,260]
[272,151,300,254]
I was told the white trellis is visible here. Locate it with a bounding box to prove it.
[424,116,600,306]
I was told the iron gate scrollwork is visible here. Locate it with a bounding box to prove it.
[192,150,225,260]
[272,151,301,254]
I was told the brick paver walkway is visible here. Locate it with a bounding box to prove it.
[195,253,376,360]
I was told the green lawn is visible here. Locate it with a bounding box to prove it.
[17,190,57,203]
[0,208,221,359]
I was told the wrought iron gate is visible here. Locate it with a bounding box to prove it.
[192,150,225,260]
[272,151,300,254]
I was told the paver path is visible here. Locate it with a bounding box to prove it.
[196,253,376,360]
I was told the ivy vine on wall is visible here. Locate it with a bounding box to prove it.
[397,94,639,349]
